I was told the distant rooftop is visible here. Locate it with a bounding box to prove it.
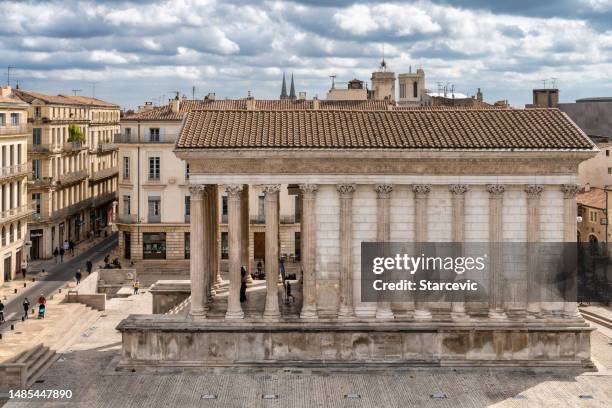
[575,97,612,103]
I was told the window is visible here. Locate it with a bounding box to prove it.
[34,107,41,119]
[1,227,5,246]
[148,195,161,223]
[9,224,14,243]
[221,232,229,259]
[124,127,132,141]
[32,128,42,145]
[185,162,190,180]
[608,167,612,174]
[143,232,166,260]
[148,156,160,180]
[184,232,190,259]
[257,194,265,222]
[11,113,19,125]
[0,113,5,125]
[33,193,41,214]
[17,221,21,239]
[590,210,597,223]
[413,81,418,98]
[123,156,130,180]
[184,195,190,223]
[221,194,228,223]
[149,128,160,142]
[17,144,21,165]
[32,159,40,180]
[607,150,610,157]
[123,195,131,215]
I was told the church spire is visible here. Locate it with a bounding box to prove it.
[289,73,296,100]
[280,72,288,99]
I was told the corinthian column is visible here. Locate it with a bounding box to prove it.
[487,184,507,319]
[337,184,356,318]
[263,184,281,320]
[225,184,244,319]
[375,184,394,319]
[189,185,207,318]
[449,184,469,320]
[300,184,318,319]
[413,184,432,320]
[525,184,543,318]
[562,184,581,318]
[241,185,252,283]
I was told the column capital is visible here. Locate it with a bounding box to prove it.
[486,184,505,197]
[561,184,579,198]
[188,184,207,199]
[337,183,356,197]
[299,183,319,199]
[412,184,431,198]
[375,184,393,199]
[225,184,243,197]
[262,184,281,195]
[525,184,544,199]
[449,184,468,195]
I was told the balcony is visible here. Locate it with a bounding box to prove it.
[117,213,138,224]
[114,133,177,144]
[89,166,119,183]
[0,203,35,224]
[58,169,88,187]
[45,198,94,222]
[62,141,87,154]
[0,163,30,182]
[28,144,60,155]
[92,191,116,207]
[28,175,55,189]
[0,124,28,136]
[148,214,161,223]
[91,142,118,154]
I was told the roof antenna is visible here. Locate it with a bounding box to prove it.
[541,79,547,89]
[71,89,82,96]
[192,85,196,100]
[380,44,387,71]
[7,65,15,87]
[89,82,97,98]
[551,77,558,89]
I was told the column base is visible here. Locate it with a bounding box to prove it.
[450,311,470,321]
[564,302,582,319]
[413,309,432,320]
[375,308,394,320]
[488,309,507,319]
[338,305,354,319]
[263,311,281,321]
[225,310,244,319]
[300,307,318,319]
[190,310,207,320]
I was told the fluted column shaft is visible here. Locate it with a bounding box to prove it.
[450,184,469,320]
[337,184,355,318]
[487,184,507,319]
[206,185,215,301]
[300,184,318,319]
[375,184,394,319]
[562,184,581,318]
[189,185,207,318]
[225,184,244,319]
[263,185,281,319]
[241,185,252,283]
[526,185,543,317]
[413,184,432,320]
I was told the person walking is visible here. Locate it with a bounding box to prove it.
[69,240,75,255]
[133,280,140,295]
[22,298,30,320]
[53,247,59,263]
[86,260,93,274]
[59,247,65,263]
[38,294,46,319]
[240,266,248,303]
[21,259,27,280]
[0,299,5,323]
[75,268,82,285]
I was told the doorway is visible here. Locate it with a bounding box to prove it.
[124,232,131,259]
[254,232,265,261]
[3,256,12,282]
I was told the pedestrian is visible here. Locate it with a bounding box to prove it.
[63,239,69,253]
[69,240,75,255]
[53,247,59,263]
[59,247,65,262]
[0,299,5,323]
[133,280,140,295]
[103,254,110,267]
[86,260,93,274]
[75,268,82,285]
[21,259,27,280]
[240,266,248,303]
[38,294,46,319]
[22,298,30,319]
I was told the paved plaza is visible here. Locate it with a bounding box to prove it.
[0,284,611,408]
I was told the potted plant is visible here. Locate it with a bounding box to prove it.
[67,124,85,146]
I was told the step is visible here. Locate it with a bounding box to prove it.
[26,346,53,379]
[26,349,58,387]
[51,307,100,352]
[14,343,44,364]
[581,310,612,330]
[581,309,612,325]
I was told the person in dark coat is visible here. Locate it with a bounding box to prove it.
[22,298,30,319]
[75,268,82,285]
[53,247,59,263]
[240,266,248,303]
[59,247,65,263]
[86,260,93,274]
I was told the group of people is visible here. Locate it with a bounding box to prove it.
[53,240,75,263]
[20,294,46,320]
[103,254,122,269]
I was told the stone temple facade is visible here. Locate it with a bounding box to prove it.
[117,108,597,369]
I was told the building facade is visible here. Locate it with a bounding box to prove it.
[576,186,611,244]
[13,90,119,259]
[0,86,31,284]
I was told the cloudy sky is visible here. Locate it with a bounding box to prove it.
[2,0,612,109]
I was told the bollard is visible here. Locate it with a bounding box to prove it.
[32,278,35,282]
[0,333,3,340]
[59,289,62,294]
[14,289,17,294]
[21,316,24,322]
[11,324,15,330]
[23,283,27,288]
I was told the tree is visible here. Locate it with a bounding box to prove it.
[68,124,85,143]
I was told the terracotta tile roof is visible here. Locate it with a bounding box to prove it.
[123,99,395,121]
[577,188,607,209]
[0,94,28,106]
[175,108,594,150]
[13,90,117,108]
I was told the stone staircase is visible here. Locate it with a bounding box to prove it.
[0,298,101,388]
[581,308,612,330]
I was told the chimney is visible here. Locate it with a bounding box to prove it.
[0,85,12,97]
[312,98,320,110]
[205,92,216,100]
[584,183,591,192]
[246,98,256,111]
[299,91,307,100]
[170,98,180,113]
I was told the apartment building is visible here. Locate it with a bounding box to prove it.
[0,86,31,283]
[13,90,120,259]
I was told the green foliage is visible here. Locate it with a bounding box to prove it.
[68,124,85,143]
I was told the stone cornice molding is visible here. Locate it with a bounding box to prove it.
[336,183,356,197]
[561,184,579,198]
[412,184,431,198]
[375,184,393,199]
[225,184,243,198]
[486,184,505,197]
[525,184,544,199]
[299,184,319,199]
[449,184,468,195]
